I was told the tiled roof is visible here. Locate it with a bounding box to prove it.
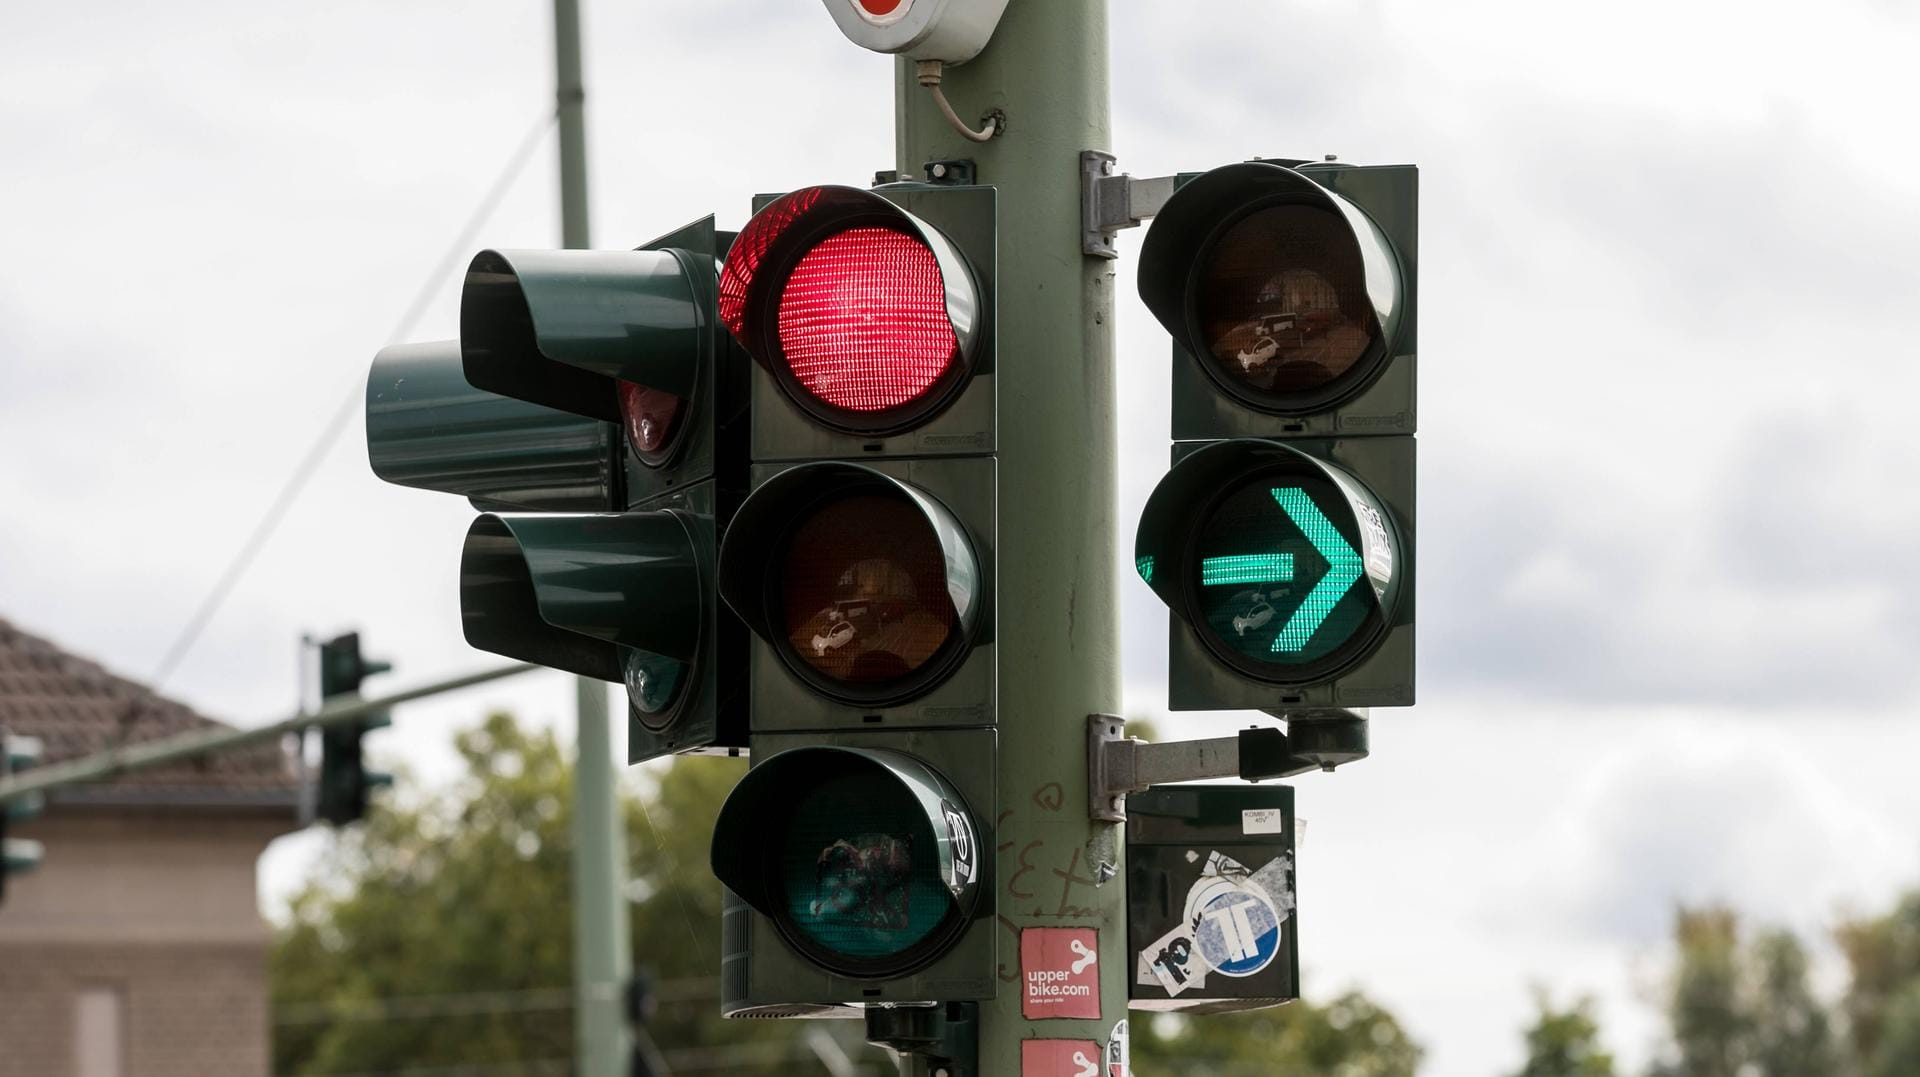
[0,617,298,805]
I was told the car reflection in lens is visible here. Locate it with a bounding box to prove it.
[788,556,951,682]
[1208,268,1371,396]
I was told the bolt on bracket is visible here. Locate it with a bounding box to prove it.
[1081,151,1179,259]
[1087,709,1371,823]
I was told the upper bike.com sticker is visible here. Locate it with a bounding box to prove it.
[1022,927,1101,1019]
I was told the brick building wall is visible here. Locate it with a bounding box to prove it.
[0,813,290,1077]
[0,942,272,1077]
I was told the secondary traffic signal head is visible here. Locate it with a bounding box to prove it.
[1136,439,1407,699]
[1136,161,1417,711]
[720,183,995,456]
[365,218,749,761]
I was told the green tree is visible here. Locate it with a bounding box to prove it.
[1131,990,1423,1077]
[1837,891,1920,1066]
[1647,907,1845,1077]
[1508,990,1613,1077]
[271,713,872,1075]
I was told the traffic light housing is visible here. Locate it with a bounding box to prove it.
[1,731,46,905]
[1135,160,1417,711]
[712,730,994,1012]
[365,218,749,762]
[314,632,393,827]
[710,182,1000,1015]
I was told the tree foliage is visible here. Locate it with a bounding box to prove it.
[1509,990,1614,1077]
[1131,990,1424,1076]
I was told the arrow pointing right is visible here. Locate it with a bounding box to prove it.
[1269,488,1363,653]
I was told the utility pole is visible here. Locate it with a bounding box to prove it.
[552,2,632,1075]
[893,2,1125,1069]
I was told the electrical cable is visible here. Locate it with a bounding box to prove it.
[148,109,560,692]
[915,60,1001,143]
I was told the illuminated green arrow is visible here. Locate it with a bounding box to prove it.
[1200,553,1294,587]
[1270,487,1363,653]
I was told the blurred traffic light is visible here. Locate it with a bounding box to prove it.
[313,631,393,827]
[0,731,45,904]
[710,182,999,1014]
[1135,160,1417,712]
[365,218,749,762]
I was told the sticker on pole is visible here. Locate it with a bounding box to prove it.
[1022,1039,1103,1077]
[1105,1019,1131,1077]
[1133,849,1295,995]
[1185,853,1284,977]
[1022,927,1101,1019]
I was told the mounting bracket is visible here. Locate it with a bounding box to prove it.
[1086,709,1370,822]
[1080,151,1179,259]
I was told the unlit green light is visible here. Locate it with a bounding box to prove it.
[1269,487,1362,653]
[1200,553,1295,587]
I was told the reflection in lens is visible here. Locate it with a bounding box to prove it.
[618,380,685,463]
[1196,205,1378,401]
[623,648,684,728]
[1192,470,1373,669]
[779,768,947,961]
[780,493,956,686]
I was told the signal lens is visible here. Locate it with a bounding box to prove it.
[776,227,958,415]
[779,492,956,688]
[1191,468,1378,675]
[618,380,685,465]
[776,764,949,964]
[1196,205,1379,403]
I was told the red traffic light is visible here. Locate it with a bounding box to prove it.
[720,186,983,437]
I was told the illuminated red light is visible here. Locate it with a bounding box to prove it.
[618,380,685,462]
[859,0,905,13]
[775,227,958,414]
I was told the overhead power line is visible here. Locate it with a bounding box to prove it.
[149,108,560,691]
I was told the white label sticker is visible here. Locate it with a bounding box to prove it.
[1242,807,1285,835]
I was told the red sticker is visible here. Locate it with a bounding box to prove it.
[1022,1039,1103,1077]
[1021,927,1101,1019]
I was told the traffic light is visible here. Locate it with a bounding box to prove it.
[1,731,46,904]
[314,632,393,826]
[708,182,999,1014]
[365,217,749,762]
[1134,160,1417,712]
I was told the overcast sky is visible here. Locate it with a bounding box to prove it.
[4,1,1918,1073]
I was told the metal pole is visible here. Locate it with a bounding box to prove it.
[894,3,1123,1070]
[552,3,630,1074]
[554,0,591,249]
[0,662,541,803]
[572,673,631,1077]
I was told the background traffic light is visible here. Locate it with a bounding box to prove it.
[1134,159,1417,712]
[365,218,749,763]
[313,631,393,827]
[708,182,1000,1015]
[0,731,45,904]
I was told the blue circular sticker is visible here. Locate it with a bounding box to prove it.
[1190,883,1281,977]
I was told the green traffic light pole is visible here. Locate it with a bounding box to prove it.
[550,2,635,1076]
[893,2,1126,1070]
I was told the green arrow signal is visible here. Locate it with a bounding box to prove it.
[1270,487,1363,653]
[1200,553,1295,587]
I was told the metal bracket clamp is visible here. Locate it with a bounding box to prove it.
[1081,151,1178,259]
[1087,710,1371,822]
